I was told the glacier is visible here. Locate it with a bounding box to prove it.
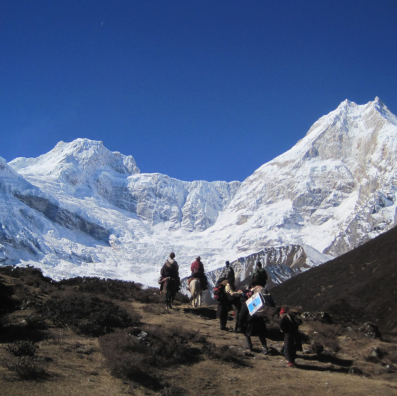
[1,97,397,287]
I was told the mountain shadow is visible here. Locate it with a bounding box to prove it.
[271,225,397,334]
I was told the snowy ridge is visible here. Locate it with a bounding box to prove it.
[2,98,397,288]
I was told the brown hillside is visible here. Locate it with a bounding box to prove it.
[0,266,397,395]
[272,225,397,334]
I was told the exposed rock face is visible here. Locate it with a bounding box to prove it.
[14,195,110,242]
[123,176,240,231]
[1,98,397,286]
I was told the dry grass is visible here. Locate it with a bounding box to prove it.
[0,267,396,395]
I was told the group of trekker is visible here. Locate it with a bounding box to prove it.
[159,253,302,368]
[158,252,208,293]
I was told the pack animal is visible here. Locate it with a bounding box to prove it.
[164,277,177,309]
[190,278,202,307]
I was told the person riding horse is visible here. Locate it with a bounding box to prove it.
[159,252,180,292]
[159,252,180,308]
[188,256,208,291]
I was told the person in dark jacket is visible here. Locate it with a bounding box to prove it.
[159,252,180,292]
[224,260,235,284]
[216,261,235,286]
[238,285,268,354]
[216,279,243,331]
[189,256,208,291]
[251,261,268,287]
[279,307,302,367]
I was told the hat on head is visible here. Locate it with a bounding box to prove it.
[225,261,230,266]
[196,256,201,260]
[279,308,287,315]
[169,252,175,259]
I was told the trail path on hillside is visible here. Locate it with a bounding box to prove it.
[134,302,397,396]
[1,294,396,396]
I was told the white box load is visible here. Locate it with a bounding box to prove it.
[246,292,266,316]
[246,292,277,317]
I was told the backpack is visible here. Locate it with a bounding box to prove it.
[214,284,225,301]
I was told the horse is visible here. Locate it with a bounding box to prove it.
[164,277,177,309]
[190,278,202,307]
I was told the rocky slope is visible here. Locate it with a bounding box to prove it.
[271,224,397,334]
[1,98,397,286]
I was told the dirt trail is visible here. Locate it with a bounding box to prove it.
[133,302,397,396]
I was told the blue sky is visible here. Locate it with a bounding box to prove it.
[1,1,397,182]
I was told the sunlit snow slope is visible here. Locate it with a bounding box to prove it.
[2,98,397,286]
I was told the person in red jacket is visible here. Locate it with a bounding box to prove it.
[189,256,208,291]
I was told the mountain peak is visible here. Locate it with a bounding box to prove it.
[373,96,383,105]
[10,139,140,180]
[337,98,356,109]
[369,97,397,125]
[53,139,106,157]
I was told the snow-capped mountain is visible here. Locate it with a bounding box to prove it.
[2,98,397,287]
[204,97,397,257]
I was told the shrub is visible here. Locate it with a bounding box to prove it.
[309,321,343,353]
[6,341,38,357]
[0,281,19,315]
[160,386,186,396]
[0,266,53,288]
[57,276,161,303]
[25,314,48,330]
[99,325,201,387]
[41,290,139,336]
[145,303,167,314]
[6,356,46,379]
[202,343,247,365]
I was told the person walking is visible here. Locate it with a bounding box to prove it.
[239,285,269,354]
[216,278,243,331]
[279,307,302,367]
